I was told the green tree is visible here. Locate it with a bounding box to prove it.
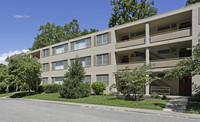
[186,0,200,6]
[0,64,8,93]
[113,65,158,100]
[109,0,157,27]
[6,53,41,93]
[164,44,200,80]
[60,57,91,99]
[30,19,98,51]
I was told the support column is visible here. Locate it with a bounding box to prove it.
[145,48,150,95]
[145,22,150,95]
[192,7,200,95]
[145,22,150,44]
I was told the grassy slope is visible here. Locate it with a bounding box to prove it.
[186,101,200,114]
[22,93,167,110]
[0,92,14,98]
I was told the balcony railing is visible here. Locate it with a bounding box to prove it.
[151,86,170,95]
[151,58,183,68]
[116,37,145,48]
[116,61,145,70]
[150,27,191,43]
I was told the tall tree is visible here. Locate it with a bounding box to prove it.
[109,0,158,27]
[0,64,8,93]
[186,0,200,6]
[6,53,42,92]
[60,57,91,99]
[30,19,98,51]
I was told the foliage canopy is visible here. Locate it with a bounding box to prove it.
[30,19,98,50]
[109,0,157,27]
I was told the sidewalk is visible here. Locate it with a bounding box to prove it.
[3,97,200,121]
[163,96,188,112]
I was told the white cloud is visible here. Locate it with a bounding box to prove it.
[0,49,29,65]
[13,15,30,19]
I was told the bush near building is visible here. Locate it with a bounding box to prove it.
[91,81,106,95]
[60,58,91,99]
[39,84,61,93]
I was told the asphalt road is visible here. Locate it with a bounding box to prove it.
[0,98,199,122]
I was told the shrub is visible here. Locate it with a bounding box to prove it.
[162,94,167,100]
[60,82,91,98]
[78,82,91,97]
[38,85,45,93]
[43,84,61,93]
[60,58,91,99]
[154,94,160,99]
[91,81,106,95]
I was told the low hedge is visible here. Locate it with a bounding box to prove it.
[38,84,61,93]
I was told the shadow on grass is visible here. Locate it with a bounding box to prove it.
[107,96,144,101]
[153,103,166,108]
[10,92,38,98]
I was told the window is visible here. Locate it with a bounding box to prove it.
[158,23,177,32]
[96,74,109,86]
[158,25,170,31]
[43,49,49,57]
[43,78,48,84]
[97,33,109,45]
[71,38,91,51]
[42,63,49,71]
[96,54,109,65]
[52,77,64,84]
[83,75,91,83]
[157,49,170,54]
[52,60,68,70]
[52,44,68,55]
[179,21,191,29]
[71,56,91,67]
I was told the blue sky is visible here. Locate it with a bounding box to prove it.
[0,0,187,64]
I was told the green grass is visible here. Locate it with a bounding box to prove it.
[18,93,167,110]
[186,101,200,114]
[0,92,15,98]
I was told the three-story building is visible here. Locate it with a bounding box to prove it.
[30,3,200,96]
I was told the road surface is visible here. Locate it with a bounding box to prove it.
[0,98,198,122]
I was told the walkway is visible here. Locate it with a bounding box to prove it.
[163,96,188,112]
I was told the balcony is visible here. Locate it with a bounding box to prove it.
[150,28,191,43]
[116,61,145,70]
[151,58,182,68]
[116,37,145,49]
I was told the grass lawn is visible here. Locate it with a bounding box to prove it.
[186,101,200,114]
[15,93,167,110]
[0,92,15,98]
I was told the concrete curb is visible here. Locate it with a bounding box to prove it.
[1,98,200,121]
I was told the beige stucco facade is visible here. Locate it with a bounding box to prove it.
[30,3,200,96]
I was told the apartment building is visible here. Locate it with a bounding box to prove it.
[30,3,200,96]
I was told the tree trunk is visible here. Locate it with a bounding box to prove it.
[6,85,9,93]
[36,81,38,93]
[15,84,18,91]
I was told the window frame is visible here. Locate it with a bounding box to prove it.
[96,53,109,66]
[43,49,49,57]
[52,60,68,70]
[42,63,49,71]
[52,44,68,55]
[96,74,109,86]
[70,38,91,51]
[96,33,109,46]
